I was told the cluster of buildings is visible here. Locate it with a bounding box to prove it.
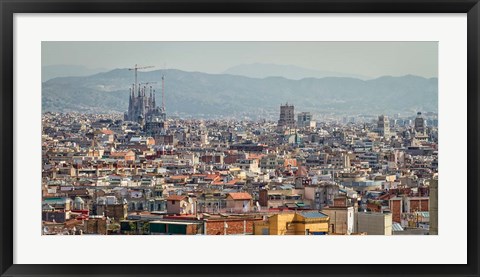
[41,72,438,236]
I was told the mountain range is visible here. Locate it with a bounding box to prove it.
[223,63,370,80]
[42,65,108,82]
[42,68,438,118]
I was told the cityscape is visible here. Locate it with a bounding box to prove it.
[41,42,438,236]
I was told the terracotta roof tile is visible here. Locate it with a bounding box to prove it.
[227,192,252,200]
[169,175,189,180]
[100,129,114,135]
[167,195,187,201]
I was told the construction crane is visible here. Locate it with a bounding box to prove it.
[128,64,154,93]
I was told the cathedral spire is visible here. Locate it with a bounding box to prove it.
[153,90,156,108]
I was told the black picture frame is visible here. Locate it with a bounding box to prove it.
[1,1,479,276]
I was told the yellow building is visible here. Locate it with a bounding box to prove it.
[254,211,329,235]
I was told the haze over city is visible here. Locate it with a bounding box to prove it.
[42,41,438,80]
[42,42,438,236]
[42,42,438,118]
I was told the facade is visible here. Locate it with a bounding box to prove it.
[357,212,393,235]
[297,112,315,128]
[109,150,135,162]
[96,203,128,220]
[42,210,70,223]
[389,197,403,223]
[415,112,426,135]
[377,115,390,137]
[166,195,196,215]
[226,192,253,213]
[145,119,168,136]
[321,206,355,235]
[85,217,107,235]
[235,159,260,174]
[278,103,296,129]
[259,155,285,171]
[304,183,340,210]
[204,218,260,235]
[254,211,330,235]
[258,189,304,209]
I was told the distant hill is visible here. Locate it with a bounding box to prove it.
[42,65,108,82]
[223,63,371,80]
[42,68,438,118]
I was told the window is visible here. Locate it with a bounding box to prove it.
[172,200,176,205]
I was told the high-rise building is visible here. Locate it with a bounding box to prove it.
[297,112,315,128]
[377,115,390,137]
[278,103,295,129]
[414,112,426,135]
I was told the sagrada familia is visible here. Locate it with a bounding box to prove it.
[124,71,167,135]
[124,84,164,123]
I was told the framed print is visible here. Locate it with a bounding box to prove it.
[1,0,479,277]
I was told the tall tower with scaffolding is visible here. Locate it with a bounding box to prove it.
[161,73,166,113]
[124,65,167,134]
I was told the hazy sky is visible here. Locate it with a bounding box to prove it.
[42,41,438,78]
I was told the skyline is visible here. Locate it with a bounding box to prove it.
[41,41,438,238]
[42,41,438,79]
